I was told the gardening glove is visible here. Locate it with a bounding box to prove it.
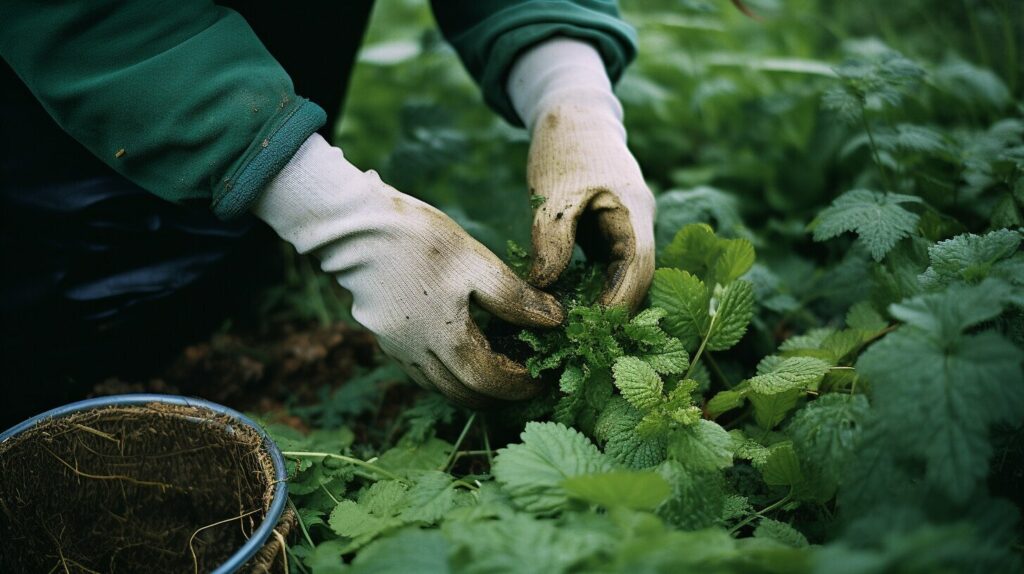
[252,134,565,407]
[509,38,655,311]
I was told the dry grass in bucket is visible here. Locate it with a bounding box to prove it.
[0,402,293,573]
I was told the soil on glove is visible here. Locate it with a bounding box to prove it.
[0,402,285,573]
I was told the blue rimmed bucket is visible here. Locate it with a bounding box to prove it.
[0,394,291,573]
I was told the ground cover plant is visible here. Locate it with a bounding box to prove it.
[237,0,1023,571]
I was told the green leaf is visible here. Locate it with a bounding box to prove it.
[750,391,803,430]
[759,442,804,487]
[888,278,1016,341]
[649,268,711,350]
[612,356,665,412]
[656,461,728,531]
[559,365,585,394]
[706,388,748,417]
[639,336,690,375]
[594,398,668,469]
[493,422,613,513]
[443,514,609,574]
[707,280,755,350]
[375,438,452,479]
[857,323,1024,503]
[351,528,451,574]
[918,228,1023,290]
[399,471,455,523]
[812,189,923,261]
[563,471,672,510]
[661,223,756,287]
[754,518,809,548]
[748,357,832,395]
[787,393,870,501]
[668,419,734,471]
[662,223,720,278]
[360,480,409,516]
[329,500,403,551]
[297,540,348,574]
[846,301,889,332]
[713,238,756,285]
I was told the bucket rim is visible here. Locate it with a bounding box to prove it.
[0,393,289,574]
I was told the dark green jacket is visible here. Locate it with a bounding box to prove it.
[0,1,636,219]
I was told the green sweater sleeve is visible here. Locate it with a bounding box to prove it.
[0,0,325,219]
[430,0,637,126]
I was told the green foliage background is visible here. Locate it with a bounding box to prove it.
[262,0,1024,572]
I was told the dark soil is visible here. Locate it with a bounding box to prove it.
[88,320,380,429]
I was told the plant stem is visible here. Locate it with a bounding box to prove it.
[287,546,311,574]
[860,107,894,191]
[319,484,340,505]
[683,313,718,381]
[282,451,405,482]
[997,0,1018,95]
[443,413,477,472]
[729,490,794,535]
[963,0,992,70]
[289,499,316,549]
[481,417,495,468]
[452,479,480,491]
[705,353,732,389]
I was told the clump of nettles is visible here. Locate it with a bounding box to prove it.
[514,224,756,472]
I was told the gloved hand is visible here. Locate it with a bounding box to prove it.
[509,38,655,311]
[253,134,564,407]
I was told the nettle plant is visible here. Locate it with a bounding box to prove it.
[520,223,754,474]
[263,22,1024,572]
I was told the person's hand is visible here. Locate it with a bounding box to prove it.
[510,38,655,311]
[254,134,564,407]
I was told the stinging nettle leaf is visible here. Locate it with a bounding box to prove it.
[754,518,810,548]
[707,280,755,351]
[398,471,456,523]
[640,336,690,375]
[787,393,870,501]
[759,441,804,487]
[713,239,756,285]
[563,470,672,510]
[918,228,1023,290]
[668,419,734,471]
[747,356,833,395]
[812,189,923,261]
[493,422,613,513]
[595,398,668,469]
[650,268,711,350]
[613,356,666,412]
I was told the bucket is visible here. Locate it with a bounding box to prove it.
[0,394,292,573]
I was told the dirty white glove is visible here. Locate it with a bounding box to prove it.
[253,134,564,407]
[509,38,655,311]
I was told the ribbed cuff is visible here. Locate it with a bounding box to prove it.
[212,98,327,219]
[507,37,624,135]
